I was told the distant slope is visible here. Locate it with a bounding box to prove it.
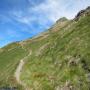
[0,7,90,90]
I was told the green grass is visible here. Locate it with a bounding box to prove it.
[20,16,90,90]
[0,12,90,90]
[0,43,28,89]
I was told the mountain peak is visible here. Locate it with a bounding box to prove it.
[56,17,68,23]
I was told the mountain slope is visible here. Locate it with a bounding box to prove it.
[0,7,90,90]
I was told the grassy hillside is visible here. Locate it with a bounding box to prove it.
[0,43,29,89]
[20,14,90,90]
[0,7,90,90]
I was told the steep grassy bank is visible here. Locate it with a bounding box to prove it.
[20,12,90,90]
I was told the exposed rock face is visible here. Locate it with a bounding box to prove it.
[74,6,90,21]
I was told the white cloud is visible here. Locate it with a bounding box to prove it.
[10,0,90,25]
[31,0,90,21]
[30,0,63,22]
[10,0,64,25]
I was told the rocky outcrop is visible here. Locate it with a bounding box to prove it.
[74,6,90,21]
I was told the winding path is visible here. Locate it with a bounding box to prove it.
[14,51,32,90]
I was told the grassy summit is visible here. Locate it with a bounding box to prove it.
[0,7,90,90]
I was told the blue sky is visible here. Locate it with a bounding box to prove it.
[0,0,90,47]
